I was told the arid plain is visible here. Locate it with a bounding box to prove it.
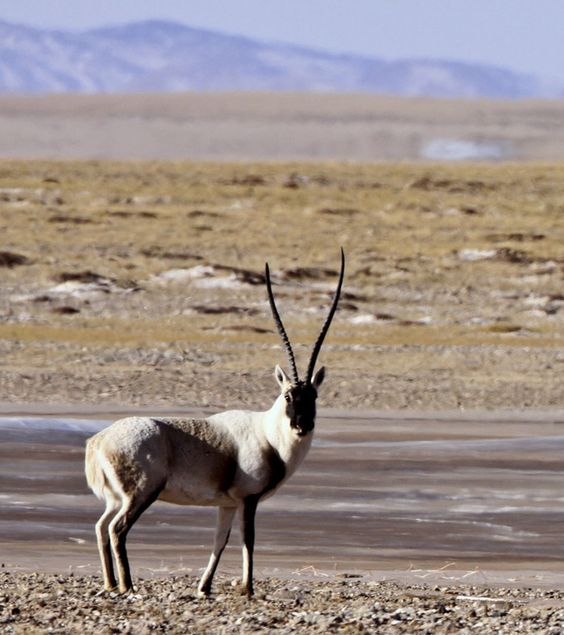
[1,159,563,411]
[1,93,564,632]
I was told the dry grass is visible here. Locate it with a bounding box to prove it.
[0,159,563,409]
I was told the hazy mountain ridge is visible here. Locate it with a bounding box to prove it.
[0,19,560,97]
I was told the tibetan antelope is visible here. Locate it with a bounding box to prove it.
[85,249,345,597]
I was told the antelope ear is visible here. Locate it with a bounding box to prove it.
[312,366,325,389]
[274,365,291,390]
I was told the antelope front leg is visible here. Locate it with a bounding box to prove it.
[198,506,237,597]
[240,497,258,598]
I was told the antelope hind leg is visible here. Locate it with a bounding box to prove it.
[108,485,164,594]
[95,495,120,591]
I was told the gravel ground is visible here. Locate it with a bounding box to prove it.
[3,572,564,634]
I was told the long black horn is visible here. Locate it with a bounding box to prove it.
[305,248,345,384]
[265,262,299,384]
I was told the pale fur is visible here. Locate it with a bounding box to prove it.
[85,366,323,597]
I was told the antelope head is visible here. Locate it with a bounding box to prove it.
[265,249,345,437]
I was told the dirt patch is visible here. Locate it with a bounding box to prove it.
[53,271,113,284]
[0,251,30,268]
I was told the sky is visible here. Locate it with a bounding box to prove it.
[1,0,563,80]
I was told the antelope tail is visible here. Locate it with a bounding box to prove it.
[84,439,109,501]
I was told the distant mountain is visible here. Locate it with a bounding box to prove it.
[0,19,561,98]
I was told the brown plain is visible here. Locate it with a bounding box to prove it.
[0,158,562,411]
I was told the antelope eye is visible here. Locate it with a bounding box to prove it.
[284,393,291,403]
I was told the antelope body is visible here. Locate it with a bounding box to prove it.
[85,250,344,597]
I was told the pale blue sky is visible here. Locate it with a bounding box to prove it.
[1,0,563,80]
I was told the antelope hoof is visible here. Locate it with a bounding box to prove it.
[96,587,117,597]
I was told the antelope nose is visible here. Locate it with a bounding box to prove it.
[294,416,312,435]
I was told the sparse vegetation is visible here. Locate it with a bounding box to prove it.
[0,159,563,409]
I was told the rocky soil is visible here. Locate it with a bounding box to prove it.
[3,572,564,634]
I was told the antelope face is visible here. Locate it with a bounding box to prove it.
[276,365,325,437]
[284,383,317,436]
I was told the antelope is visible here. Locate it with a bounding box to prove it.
[85,249,345,597]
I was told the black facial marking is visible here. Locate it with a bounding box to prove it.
[284,382,318,436]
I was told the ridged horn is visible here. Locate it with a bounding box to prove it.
[305,248,345,384]
[265,262,299,384]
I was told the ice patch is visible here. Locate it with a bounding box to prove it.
[350,314,377,325]
[154,265,242,289]
[457,249,497,261]
[194,275,241,290]
[524,309,548,319]
[421,139,506,161]
[155,265,216,282]
[523,295,549,307]
[48,280,113,297]
[416,316,433,325]
[0,417,109,434]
